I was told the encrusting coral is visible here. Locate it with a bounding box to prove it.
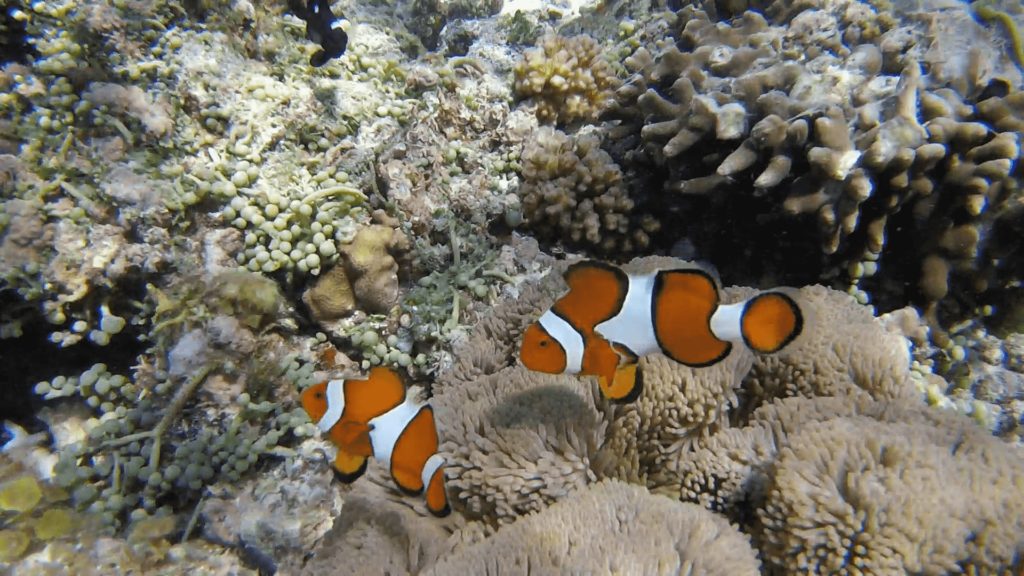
[339,223,411,314]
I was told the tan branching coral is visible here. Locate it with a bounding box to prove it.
[425,480,761,576]
[517,126,656,254]
[512,33,621,126]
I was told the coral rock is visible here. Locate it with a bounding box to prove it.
[303,265,356,321]
[339,224,410,314]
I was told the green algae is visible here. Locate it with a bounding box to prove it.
[0,528,31,562]
[0,476,43,514]
[32,507,77,540]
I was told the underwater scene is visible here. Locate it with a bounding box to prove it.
[0,0,1023,573]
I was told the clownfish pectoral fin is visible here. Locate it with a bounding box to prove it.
[598,362,643,403]
[332,449,368,483]
[651,269,732,367]
[333,421,373,457]
[739,290,803,354]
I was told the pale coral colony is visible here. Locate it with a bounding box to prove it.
[0,0,1022,574]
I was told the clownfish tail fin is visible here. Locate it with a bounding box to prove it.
[739,289,804,354]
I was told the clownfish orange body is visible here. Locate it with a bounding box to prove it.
[520,261,803,402]
[300,366,450,517]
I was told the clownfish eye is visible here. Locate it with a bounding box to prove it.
[539,340,548,347]
[315,391,325,399]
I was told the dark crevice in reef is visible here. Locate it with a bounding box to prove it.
[0,292,147,431]
[0,1,37,65]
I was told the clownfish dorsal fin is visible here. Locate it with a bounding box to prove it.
[739,289,804,354]
[554,260,630,333]
[341,366,408,424]
[332,449,368,483]
[651,268,732,367]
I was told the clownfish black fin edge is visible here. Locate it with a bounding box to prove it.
[740,291,804,354]
[612,364,643,404]
[429,501,452,518]
[332,456,368,483]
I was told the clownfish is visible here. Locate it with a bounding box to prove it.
[289,0,350,67]
[300,366,450,517]
[520,261,803,402]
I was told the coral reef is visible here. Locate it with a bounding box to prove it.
[2,0,1023,573]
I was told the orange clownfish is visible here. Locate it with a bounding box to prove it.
[300,366,450,517]
[519,261,803,402]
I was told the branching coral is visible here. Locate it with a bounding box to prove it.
[513,33,621,126]
[973,0,1024,69]
[517,126,657,254]
[597,2,1024,339]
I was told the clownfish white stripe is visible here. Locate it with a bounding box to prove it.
[421,453,445,492]
[709,301,744,342]
[538,310,585,374]
[594,273,660,357]
[316,379,347,433]
[368,395,423,465]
